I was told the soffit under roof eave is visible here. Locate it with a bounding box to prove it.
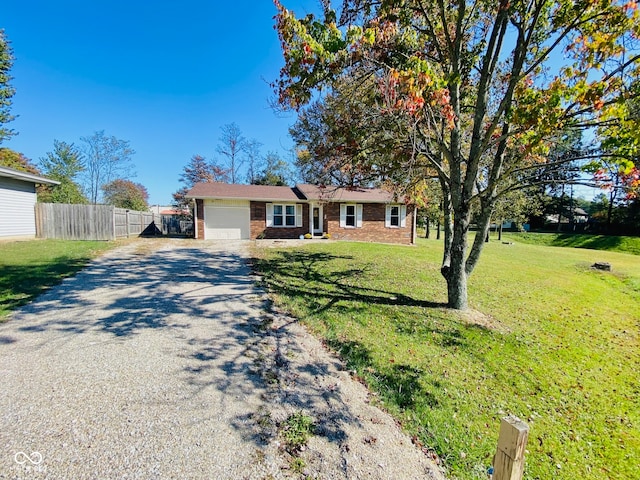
[186,194,404,204]
[187,195,306,202]
[0,169,60,185]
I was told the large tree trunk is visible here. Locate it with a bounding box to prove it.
[442,214,469,310]
[439,182,453,273]
[441,175,470,309]
[467,201,493,275]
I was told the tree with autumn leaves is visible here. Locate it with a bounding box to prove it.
[172,154,229,212]
[274,0,640,309]
[102,179,149,211]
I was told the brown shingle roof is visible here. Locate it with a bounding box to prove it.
[186,182,303,201]
[295,184,398,203]
[160,209,188,215]
[186,182,406,203]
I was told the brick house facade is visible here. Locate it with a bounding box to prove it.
[324,202,415,244]
[249,201,310,239]
[188,183,416,245]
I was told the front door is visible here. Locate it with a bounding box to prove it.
[313,206,322,235]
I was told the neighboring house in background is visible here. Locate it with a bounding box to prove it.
[543,206,591,233]
[186,183,416,245]
[0,166,60,240]
[546,207,590,226]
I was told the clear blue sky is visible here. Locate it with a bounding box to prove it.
[2,0,320,206]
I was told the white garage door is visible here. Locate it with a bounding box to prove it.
[204,200,250,240]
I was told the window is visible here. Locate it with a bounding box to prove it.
[266,204,302,228]
[345,205,356,227]
[273,205,284,226]
[389,206,400,227]
[340,204,363,228]
[385,205,407,228]
[285,205,296,226]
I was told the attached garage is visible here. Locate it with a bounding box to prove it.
[203,199,250,240]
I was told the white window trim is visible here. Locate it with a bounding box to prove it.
[385,204,407,228]
[266,203,303,228]
[340,203,363,228]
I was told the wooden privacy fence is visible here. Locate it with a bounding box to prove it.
[113,207,157,239]
[36,203,159,241]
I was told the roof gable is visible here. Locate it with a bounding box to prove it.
[186,182,304,201]
[295,184,400,203]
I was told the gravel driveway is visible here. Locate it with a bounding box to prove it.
[0,240,443,479]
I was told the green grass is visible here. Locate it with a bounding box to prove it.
[252,239,640,480]
[281,411,315,474]
[503,232,640,255]
[0,239,118,319]
[282,411,315,452]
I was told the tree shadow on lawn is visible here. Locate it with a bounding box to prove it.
[329,338,441,410]
[252,250,447,314]
[252,249,469,350]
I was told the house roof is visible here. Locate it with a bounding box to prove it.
[295,184,397,203]
[0,165,60,185]
[186,182,403,204]
[160,209,188,215]
[573,207,589,217]
[186,182,304,201]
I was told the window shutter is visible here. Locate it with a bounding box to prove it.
[266,203,274,227]
[400,205,407,227]
[340,204,346,228]
[356,204,363,228]
[385,205,391,228]
[296,204,303,227]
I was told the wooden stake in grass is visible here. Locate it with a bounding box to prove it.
[492,415,529,480]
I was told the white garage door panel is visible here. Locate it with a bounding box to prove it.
[204,203,250,240]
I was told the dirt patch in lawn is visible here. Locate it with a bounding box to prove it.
[456,308,511,334]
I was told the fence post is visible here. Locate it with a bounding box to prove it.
[492,415,529,480]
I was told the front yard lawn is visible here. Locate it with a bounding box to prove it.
[0,239,117,320]
[252,238,640,479]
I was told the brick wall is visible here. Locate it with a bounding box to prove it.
[195,199,205,239]
[250,201,310,239]
[324,203,415,245]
